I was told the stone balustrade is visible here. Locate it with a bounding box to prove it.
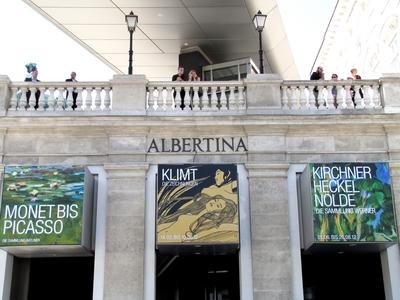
[147,81,245,112]
[281,80,381,110]
[0,74,398,115]
[8,82,112,111]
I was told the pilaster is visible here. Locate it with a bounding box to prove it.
[246,163,291,300]
[103,163,149,300]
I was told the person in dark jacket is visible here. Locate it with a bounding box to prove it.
[172,67,186,109]
[310,66,325,105]
[65,71,78,109]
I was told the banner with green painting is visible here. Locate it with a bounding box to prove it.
[0,166,86,246]
[157,164,239,245]
[308,162,397,243]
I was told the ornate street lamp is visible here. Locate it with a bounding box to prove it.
[125,11,138,75]
[252,10,267,74]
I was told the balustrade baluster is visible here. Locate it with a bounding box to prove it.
[289,86,298,109]
[175,87,182,110]
[299,86,307,109]
[37,87,46,111]
[166,87,173,111]
[86,87,93,110]
[183,86,191,111]
[156,87,163,111]
[10,87,18,110]
[103,87,111,110]
[47,87,55,110]
[325,86,334,109]
[210,86,218,110]
[27,87,37,111]
[146,86,153,110]
[363,86,372,108]
[56,88,64,111]
[192,86,200,111]
[345,86,354,109]
[65,87,73,111]
[94,87,102,110]
[19,87,27,110]
[201,87,210,110]
[373,85,381,108]
[238,86,245,110]
[338,86,346,109]
[308,86,317,109]
[354,84,364,109]
[220,86,228,110]
[315,86,324,109]
[228,86,236,110]
[281,86,289,109]
[75,88,83,110]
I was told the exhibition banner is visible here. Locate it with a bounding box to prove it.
[157,164,239,245]
[309,162,397,243]
[0,166,86,246]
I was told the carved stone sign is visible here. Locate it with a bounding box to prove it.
[147,137,247,153]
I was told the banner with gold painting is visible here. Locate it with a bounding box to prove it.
[157,164,239,245]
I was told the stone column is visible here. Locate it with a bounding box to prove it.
[0,76,10,116]
[103,163,148,300]
[110,75,147,113]
[244,74,283,111]
[246,163,291,300]
[380,73,400,113]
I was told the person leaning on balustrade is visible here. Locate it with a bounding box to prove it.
[331,73,338,107]
[65,71,78,109]
[172,66,186,109]
[24,65,41,109]
[188,69,203,101]
[310,66,325,105]
[347,68,364,105]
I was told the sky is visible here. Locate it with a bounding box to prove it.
[0,1,115,81]
[278,0,337,78]
[0,0,336,81]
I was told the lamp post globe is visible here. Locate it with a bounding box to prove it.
[252,10,267,74]
[125,11,138,75]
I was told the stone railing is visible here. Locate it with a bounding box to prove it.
[8,82,112,111]
[1,74,399,115]
[146,81,245,112]
[281,80,381,110]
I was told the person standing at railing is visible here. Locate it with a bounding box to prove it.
[331,73,338,107]
[347,68,363,105]
[188,69,202,101]
[24,64,40,109]
[65,71,78,109]
[310,66,325,106]
[172,66,186,109]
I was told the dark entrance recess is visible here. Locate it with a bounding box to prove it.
[156,253,240,300]
[302,252,385,300]
[10,256,94,300]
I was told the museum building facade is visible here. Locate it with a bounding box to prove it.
[0,74,399,300]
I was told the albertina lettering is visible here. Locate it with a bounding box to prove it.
[148,137,247,153]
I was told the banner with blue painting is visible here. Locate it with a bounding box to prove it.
[306,162,398,243]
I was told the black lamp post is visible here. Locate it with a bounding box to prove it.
[253,10,267,74]
[125,11,138,75]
